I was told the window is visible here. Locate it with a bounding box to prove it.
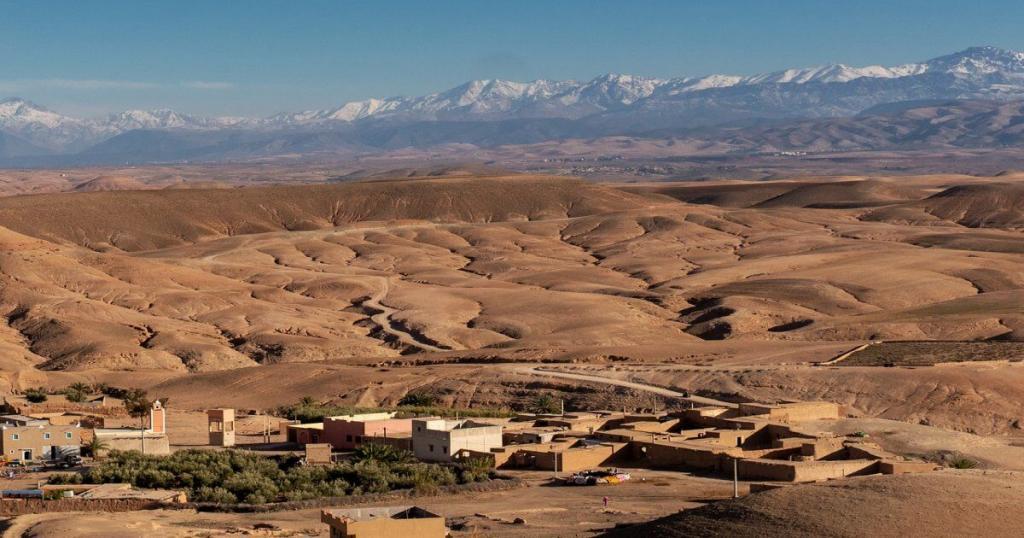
[11,433,18,441]
[442,445,447,453]
[429,444,434,452]
[65,432,73,439]
[346,435,353,442]
[43,433,50,440]
[312,433,319,443]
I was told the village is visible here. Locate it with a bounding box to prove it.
[0,383,940,537]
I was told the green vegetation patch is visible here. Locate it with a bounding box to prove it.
[277,400,513,424]
[53,448,492,504]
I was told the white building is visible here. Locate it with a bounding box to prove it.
[411,418,502,462]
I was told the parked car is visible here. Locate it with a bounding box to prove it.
[55,455,83,469]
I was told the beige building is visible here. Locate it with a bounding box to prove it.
[412,418,502,463]
[321,506,446,538]
[207,409,235,447]
[0,415,81,463]
[91,400,170,456]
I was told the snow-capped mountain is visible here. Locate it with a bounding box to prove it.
[260,46,1024,127]
[0,99,247,151]
[99,109,249,132]
[5,46,1024,161]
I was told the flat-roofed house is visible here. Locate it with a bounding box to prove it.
[411,418,502,463]
[0,414,81,463]
[323,412,413,450]
[285,423,324,445]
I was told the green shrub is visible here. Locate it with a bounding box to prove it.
[81,448,484,504]
[64,388,87,403]
[47,473,83,485]
[277,400,512,423]
[398,392,436,407]
[457,457,494,484]
[24,387,48,403]
[530,394,560,414]
[353,443,414,464]
[949,457,978,469]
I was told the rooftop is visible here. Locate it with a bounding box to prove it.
[321,505,441,525]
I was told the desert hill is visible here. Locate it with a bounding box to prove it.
[863,182,1024,228]
[71,174,149,192]
[604,471,1024,538]
[626,178,934,209]
[1,173,1023,437]
[0,176,652,251]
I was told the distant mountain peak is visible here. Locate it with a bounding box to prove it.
[5,46,1024,162]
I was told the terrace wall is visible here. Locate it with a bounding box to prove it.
[738,458,879,482]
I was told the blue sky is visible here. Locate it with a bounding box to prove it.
[2,0,1023,117]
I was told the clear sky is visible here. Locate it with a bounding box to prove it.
[2,0,1023,118]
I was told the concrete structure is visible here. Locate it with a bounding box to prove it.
[92,429,170,455]
[285,423,324,445]
[0,415,81,463]
[737,401,840,423]
[90,400,170,456]
[207,409,235,447]
[501,439,628,473]
[321,506,446,538]
[323,412,412,450]
[41,483,188,503]
[412,418,502,462]
[504,426,564,445]
[363,431,413,452]
[306,443,333,464]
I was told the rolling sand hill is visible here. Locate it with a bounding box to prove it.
[604,471,1024,538]
[0,176,650,251]
[865,182,1024,229]
[71,175,149,192]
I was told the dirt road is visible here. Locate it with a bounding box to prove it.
[521,366,737,408]
[365,276,448,353]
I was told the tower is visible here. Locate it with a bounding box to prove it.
[148,400,166,434]
[207,409,235,447]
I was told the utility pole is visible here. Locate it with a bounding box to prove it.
[732,458,739,499]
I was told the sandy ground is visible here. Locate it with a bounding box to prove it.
[1,470,737,537]
[603,470,1024,537]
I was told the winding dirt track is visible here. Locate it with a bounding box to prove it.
[522,366,737,408]
[365,276,447,353]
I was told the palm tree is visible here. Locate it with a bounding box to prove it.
[86,436,109,459]
[68,382,91,394]
[123,392,152,455]
[353,443,413,463]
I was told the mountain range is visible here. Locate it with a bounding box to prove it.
[4,46,1024,164]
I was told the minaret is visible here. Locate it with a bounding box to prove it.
[148,400,166,434]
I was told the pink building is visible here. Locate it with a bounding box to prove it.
[323,413,413,450]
